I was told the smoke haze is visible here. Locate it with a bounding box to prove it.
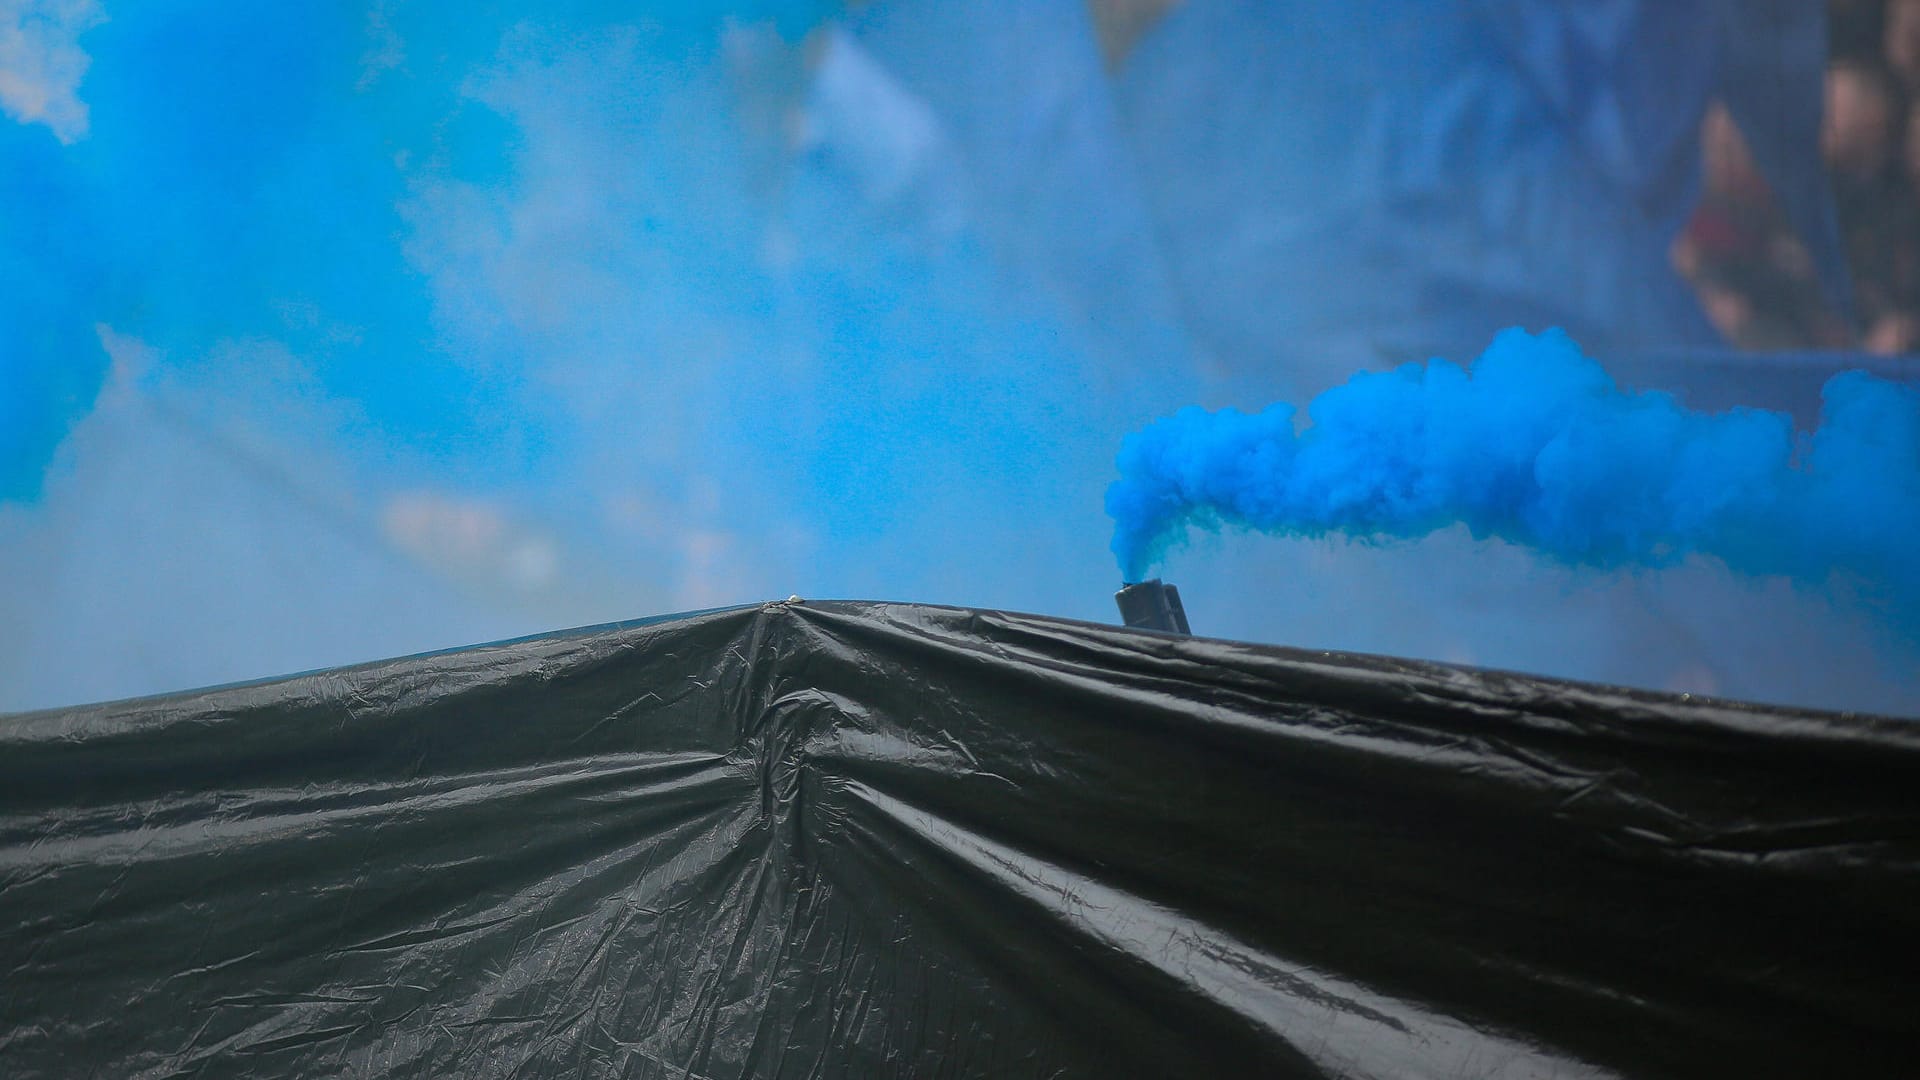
[1110,329,1920,618]
[3,1,1917,716]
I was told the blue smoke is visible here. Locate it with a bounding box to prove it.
[1108,328,1920,611]
[7,1,1917,714]
[0,0,1195,710]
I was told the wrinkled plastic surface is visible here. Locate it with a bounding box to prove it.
[4,601,1918,1077]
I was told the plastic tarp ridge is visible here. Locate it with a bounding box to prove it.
[3,600,1918,1077]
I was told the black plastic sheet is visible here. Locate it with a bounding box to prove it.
[4,600,1918,1077]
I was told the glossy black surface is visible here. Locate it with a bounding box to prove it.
[3,600,1917,1077]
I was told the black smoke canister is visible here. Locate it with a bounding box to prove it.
[1114,579,1191,635]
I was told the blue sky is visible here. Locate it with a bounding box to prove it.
[3,0,1917,714]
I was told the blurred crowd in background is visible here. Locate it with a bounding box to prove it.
[1678,0,1920,352]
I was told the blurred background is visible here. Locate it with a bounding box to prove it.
[3,0,1918,714]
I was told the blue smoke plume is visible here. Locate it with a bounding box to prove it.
[1108,328,1920,611]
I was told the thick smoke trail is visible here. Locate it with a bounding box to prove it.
[1108,329,1920,611]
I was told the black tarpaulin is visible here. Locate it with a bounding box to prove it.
[4,600,1918,1078]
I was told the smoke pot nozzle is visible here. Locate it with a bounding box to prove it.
[1115,579,1191,635]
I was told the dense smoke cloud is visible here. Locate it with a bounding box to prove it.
[1111,329,1920,616]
